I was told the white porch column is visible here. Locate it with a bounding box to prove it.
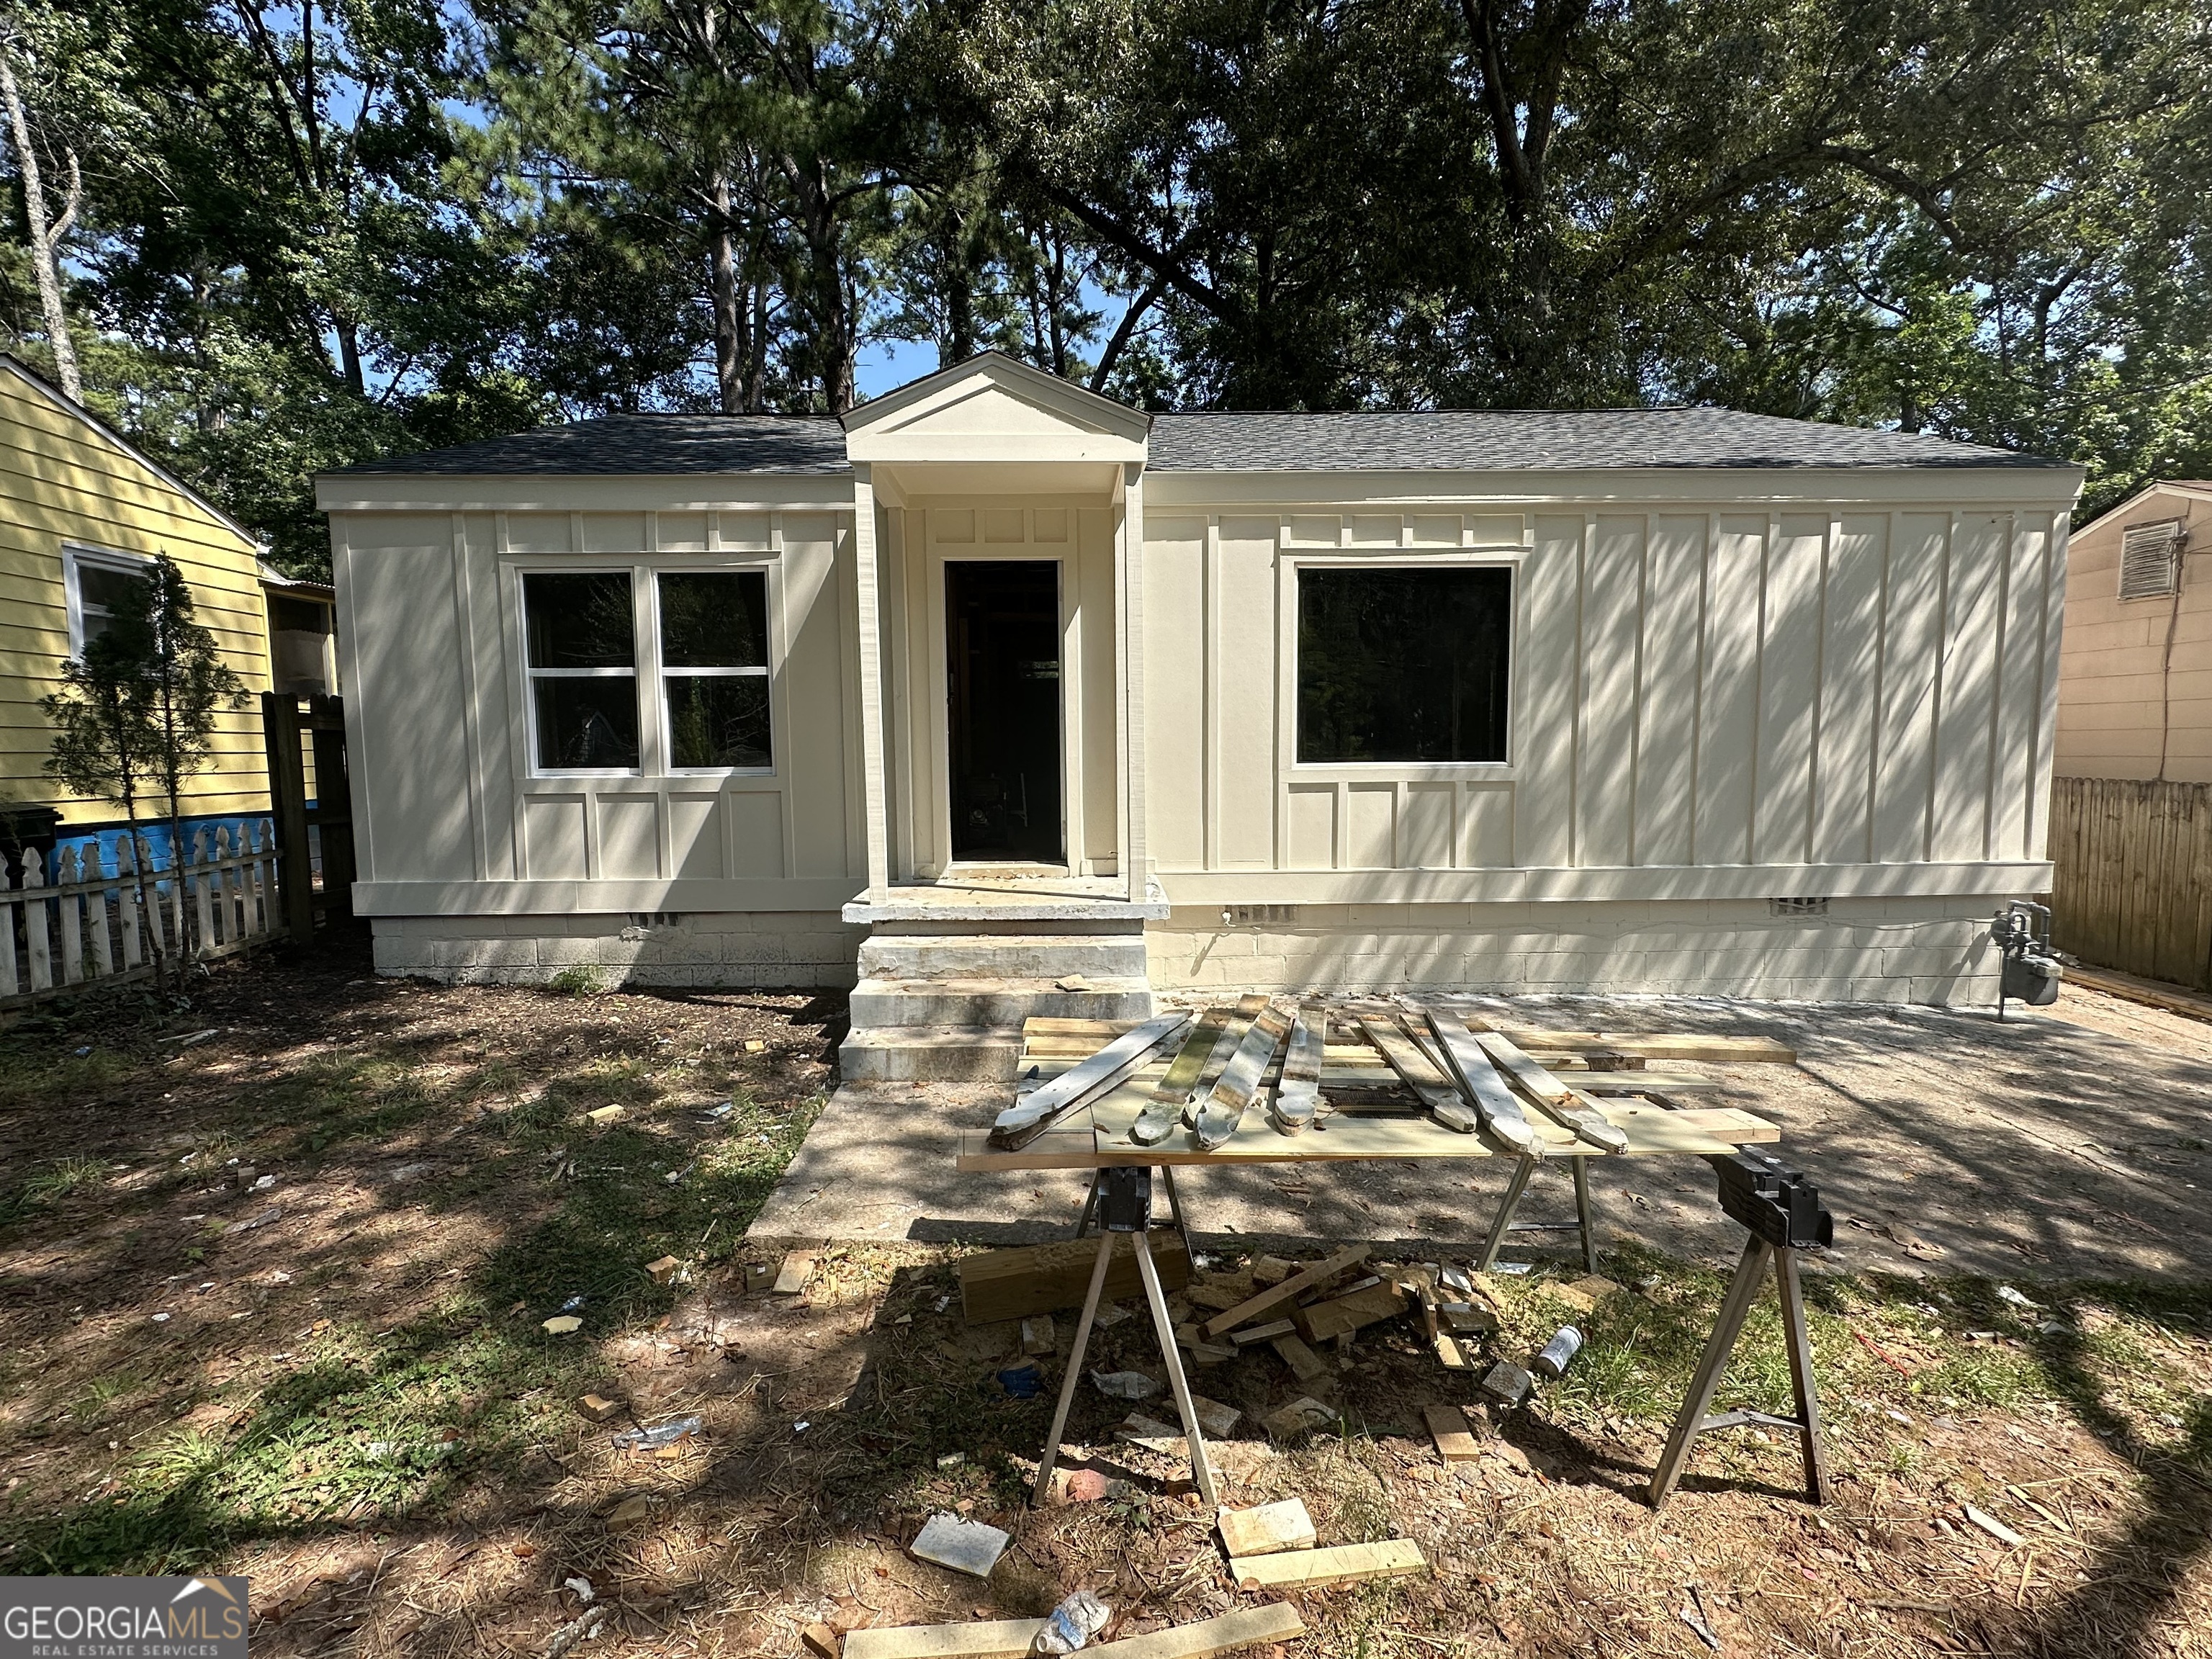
[851,464,891,894]
[1118,462,1149,902]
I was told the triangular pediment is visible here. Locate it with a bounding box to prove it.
[842,351,1149,465]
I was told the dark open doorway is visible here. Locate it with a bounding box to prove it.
[946,559,1063,864]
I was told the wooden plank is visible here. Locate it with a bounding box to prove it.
[1082,1604,1305,1658]
[1271,1333,1329,1380]
[1269,1003,1323,1132]
[1423,1403,1483,1463]
[1357,1012,1479,1133]
[1422,1005,1545,1155]
[1472,1030,1629,1154]
[1133,995,1267,1144]
[1022,1048,1721,1096]
[1217,1498,1316,1557]
[842,1619,1047,1658]
[1228,1539,1429,1591]
[1200,1245,1369,1340]
[1294,1278,1408,1343]
[989,1012,1192,1148]
[1195,1002,1292,1148]
[1022,1016,1797,1065]
[958,1232,1191,1324]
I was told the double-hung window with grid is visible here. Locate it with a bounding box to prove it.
[522,567,773,776]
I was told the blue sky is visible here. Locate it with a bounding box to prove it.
[855,337,941,400]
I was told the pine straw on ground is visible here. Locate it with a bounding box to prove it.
[1,934,2207,1658]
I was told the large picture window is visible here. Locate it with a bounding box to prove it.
[660,570,771,770]
[1297,565,1511,763]
[524,571,639,771]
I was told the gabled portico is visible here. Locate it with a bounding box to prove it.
[842,353,1158,908]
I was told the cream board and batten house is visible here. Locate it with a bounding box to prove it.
[316,354,2080,1077]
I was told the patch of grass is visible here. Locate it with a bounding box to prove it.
[0,1043,140,1115]
[1,1154,112,1228]
[546,966,606,997]
[9,1025,830,1578]
[1514,1244,2212,1480]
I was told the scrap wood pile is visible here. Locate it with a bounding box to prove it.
[960,1231,1627,1403]
[986,995,1794,1159]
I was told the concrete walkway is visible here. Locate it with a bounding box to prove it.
[747,983,2212,1282]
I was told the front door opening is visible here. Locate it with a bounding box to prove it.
[947,559,1063,864]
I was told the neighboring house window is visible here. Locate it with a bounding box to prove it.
[2118,519,2185,601]
[1297,565,1512,763]
[268,593,334,693]
[523,571,640,771]
[660,570,772,771]
[64,546,153,657]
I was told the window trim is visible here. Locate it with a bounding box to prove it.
[1285,554,1521,773]
[62,544,155,660]
[518,565,646,779]
[655,565,776,778]
[511,556,783,782]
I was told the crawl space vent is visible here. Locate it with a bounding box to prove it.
[1231,904,1300,926]
[1770,896,1831,917]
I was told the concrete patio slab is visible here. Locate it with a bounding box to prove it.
[747,984,2212,1282]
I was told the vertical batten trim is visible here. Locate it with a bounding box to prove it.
[1806,512,1836,866]
[1982,512,2012,863]
[1748,509,1776,862]
[850,465,891,894]
[330,523,376,881]
[1929,511,1959,861]
[1628,513,1650,866]
[835,513,867,880]
[1203,514,1220,872]
[1865,512,1894,865]
[1571,514,1593,867]
[1122,469,1150,899]
[450,512,490,882]
[770,513,797,881]
[2029,510,2068,863]
[1689,512,1714,866]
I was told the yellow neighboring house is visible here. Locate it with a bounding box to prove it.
[0,354,324,878]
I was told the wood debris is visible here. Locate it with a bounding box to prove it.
[1229,1539,1429,1591]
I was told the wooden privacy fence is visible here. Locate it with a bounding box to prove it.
[2047,778,2212,990]
[0,822,282,1004]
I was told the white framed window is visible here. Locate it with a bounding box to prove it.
[63,544,155,657]
[521,570,642,773]
[657,567,773,773]
[1292,561,1515,765]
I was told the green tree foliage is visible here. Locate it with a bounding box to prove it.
[40,556,246,990]
[3,0,2208,546]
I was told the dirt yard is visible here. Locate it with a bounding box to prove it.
[1,932,2207,1658]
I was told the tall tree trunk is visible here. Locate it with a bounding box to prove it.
[941,206,976,364]
[710,169,743,414]
[333,320,364,396]
[747,261,770,413]
[0,41,81,403]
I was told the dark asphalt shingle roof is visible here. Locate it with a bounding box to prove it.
[1144,408,2064,471]
[334,413,849,475]
[335,405,2061,477]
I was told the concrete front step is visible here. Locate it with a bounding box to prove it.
[855,931,1151,983]
[847,975,1154,1030]
[837,1025,1025,1083]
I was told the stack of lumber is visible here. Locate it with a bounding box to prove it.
[964,1002,1791,1166]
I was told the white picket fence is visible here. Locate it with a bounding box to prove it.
[0,820,284,1004]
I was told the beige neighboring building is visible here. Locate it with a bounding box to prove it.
[316,354,2081,1070]
[2054,481,2212,781]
